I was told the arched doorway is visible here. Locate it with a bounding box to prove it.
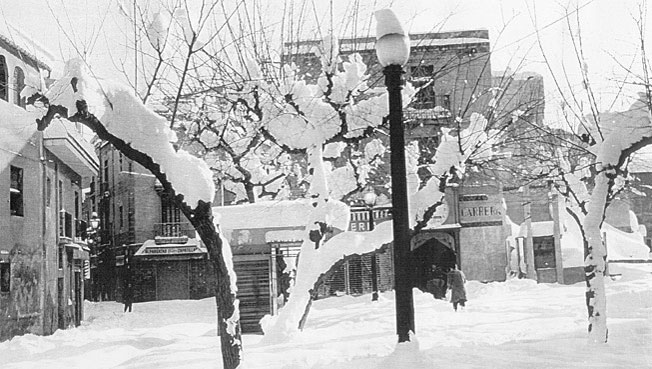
[412,237,457,293]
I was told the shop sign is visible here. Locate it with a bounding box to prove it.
[349,207,392,232]
[458,194,503,227]
[144,246,198,255]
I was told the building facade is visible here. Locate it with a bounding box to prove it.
[85,143,215,304]
[0,30,98,340]
[283,31,509,282]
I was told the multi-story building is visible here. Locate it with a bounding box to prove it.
[85,143,215,304]
[0,26,98,340]
[283,30,513,283]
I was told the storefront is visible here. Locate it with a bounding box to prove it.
[131,237,215,302]
[59,242,90,329]
[457,190,509,282]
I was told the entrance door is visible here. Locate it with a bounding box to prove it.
[234,256,270,334]
[157,261,190,300]
[57,277,65,329]
[412,237,457,291]
[74,272,82,326]
[533,236,557,283]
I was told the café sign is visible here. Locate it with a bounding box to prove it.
[458,194,503,227]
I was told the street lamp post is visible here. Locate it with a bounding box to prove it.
[375,9,415,343]
[363,189,379,301]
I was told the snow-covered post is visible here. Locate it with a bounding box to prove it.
[375,8,415,343]
[30,59,242,369]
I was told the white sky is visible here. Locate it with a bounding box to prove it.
[2,0,651,117]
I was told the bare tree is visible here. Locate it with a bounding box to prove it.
[510,3,652,343]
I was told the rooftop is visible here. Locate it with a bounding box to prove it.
[284,30,490,55]
[0,22,53,71]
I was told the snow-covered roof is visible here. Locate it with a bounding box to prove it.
[0,22,53,71]
[285,30,489,55]
[43,119,99,177]
[214,199,349,232]
[45,59,215,207]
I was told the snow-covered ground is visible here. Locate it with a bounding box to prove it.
[1,263,651,369]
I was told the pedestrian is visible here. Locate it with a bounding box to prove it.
[123,282,133,313]
[426,265,447,299]
[447,266,467,311]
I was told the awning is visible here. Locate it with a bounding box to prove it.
[518,221,554,238]
[134,238,207,258]
[64,243,90,260]
[422,223,462,231]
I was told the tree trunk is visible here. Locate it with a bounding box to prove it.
[188,202,242,368]
[583,171,610,343]
[36,103,243,369]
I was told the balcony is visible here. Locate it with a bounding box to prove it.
[153,222,196,244]
[404,106,452,121]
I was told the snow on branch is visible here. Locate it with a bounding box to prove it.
[40,59,215,207]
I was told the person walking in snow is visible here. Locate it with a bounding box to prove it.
[123,282,133,313]
[447,266,467,311]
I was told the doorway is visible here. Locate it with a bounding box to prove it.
[412,237,457,292]
[156,261,190,300]
[74,271,82,326]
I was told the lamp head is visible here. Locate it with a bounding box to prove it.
[374,9,410,67]
[90,211,100,230]
[363,190,378,207]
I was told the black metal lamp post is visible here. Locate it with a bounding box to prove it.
[363,189,379,301]
[375,9,415,343]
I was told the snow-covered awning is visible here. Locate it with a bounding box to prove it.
[517,221,554,238]
[265,230,305,243]
[134,238,207,258]
[64,243,90,260]
[421,223,461,231]
[214,199,349,232]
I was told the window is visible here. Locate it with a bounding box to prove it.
[58,247,63,269]
[436,94,451,110]
[162,198,181,236]
[58,180,63,212]
[0,56,7,101]
[103,159,109,183]
[119,205,124,229]
[410,65,434,78]
[46,177,51,207]
[13,67,25,107]
[119,153,123,171]
[74,191,80,220]
[10,166,23,216]
[1,262,10,292]
[412,82,436,109]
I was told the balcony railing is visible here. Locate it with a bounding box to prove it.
[404,107,452,121]
[154,222,196,239]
